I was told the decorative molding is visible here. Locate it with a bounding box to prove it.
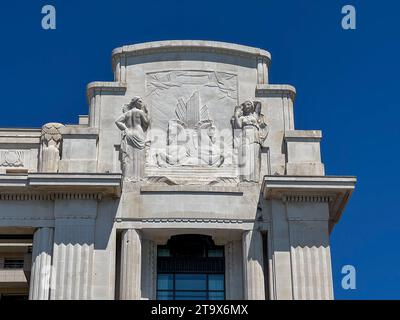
[0,193,102,201]
[282,194,334,203]
[0,216,54,221]
[112,40,271,69]
[284,130,322,141]
[119,217,255,224]
[0,174,122,197]
[140,184,243,195]
[0,128,41,145]
[86,81,127,104]
[144,175,239,186]
[255,84,296,101]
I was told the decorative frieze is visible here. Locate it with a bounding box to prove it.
[0,193,103,201]
[133,218,254,224]
[282,195,334,203]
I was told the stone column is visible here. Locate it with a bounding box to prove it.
[119,229,142,300]
[29,228,54,300]
[242,230,265,300]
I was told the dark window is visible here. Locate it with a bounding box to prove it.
[4,259,24,269]
[157,235,225,300]
[0,294,28,301]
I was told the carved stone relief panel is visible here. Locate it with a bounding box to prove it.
[0,148,40,173]
[144,70,239,184]
[0,150,25,167]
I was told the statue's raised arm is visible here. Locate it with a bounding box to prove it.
[232,99,269,182]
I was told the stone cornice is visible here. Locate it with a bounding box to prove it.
[262,175,357,233]
[86,81,127,104]
[60,126,99,138]
[284,130,322,142]
[0,128,41,144]
[0,173,122,198]
[112,40,272,69]
[255,84,296,101]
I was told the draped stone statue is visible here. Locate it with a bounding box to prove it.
[39,122,65,172]
[116,97,150,181]
[232,100,268,182]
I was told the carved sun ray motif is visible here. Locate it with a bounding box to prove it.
[175,91,210,127]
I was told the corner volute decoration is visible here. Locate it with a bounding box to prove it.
[39,122,65,172]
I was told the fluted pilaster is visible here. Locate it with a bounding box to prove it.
[29,228,54,300]
[242,230,265,300]
[119,229,142,300]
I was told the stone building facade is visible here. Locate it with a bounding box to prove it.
[0,41,356,300]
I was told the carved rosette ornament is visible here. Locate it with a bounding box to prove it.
[232,100,269,182]
[39,122,65,172]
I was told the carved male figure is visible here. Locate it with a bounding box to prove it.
[115,97,150,181]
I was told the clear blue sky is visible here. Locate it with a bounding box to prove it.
[0,0,399,299]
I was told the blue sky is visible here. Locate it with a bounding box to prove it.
[0,0,399,299]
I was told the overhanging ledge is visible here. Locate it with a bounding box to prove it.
[262,175,357,232]
[0,173,122,198]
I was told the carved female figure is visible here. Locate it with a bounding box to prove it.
[115,97,150,181]
[40,122,65,172]
[232,100,268,182]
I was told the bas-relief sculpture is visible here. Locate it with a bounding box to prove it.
[115,70,269,184]
[155,91,224,167]
[115,70,249,184]
[115,97,150,181]
[115,94,268,184]
[146,70,237,167]
[0,150,24,167]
